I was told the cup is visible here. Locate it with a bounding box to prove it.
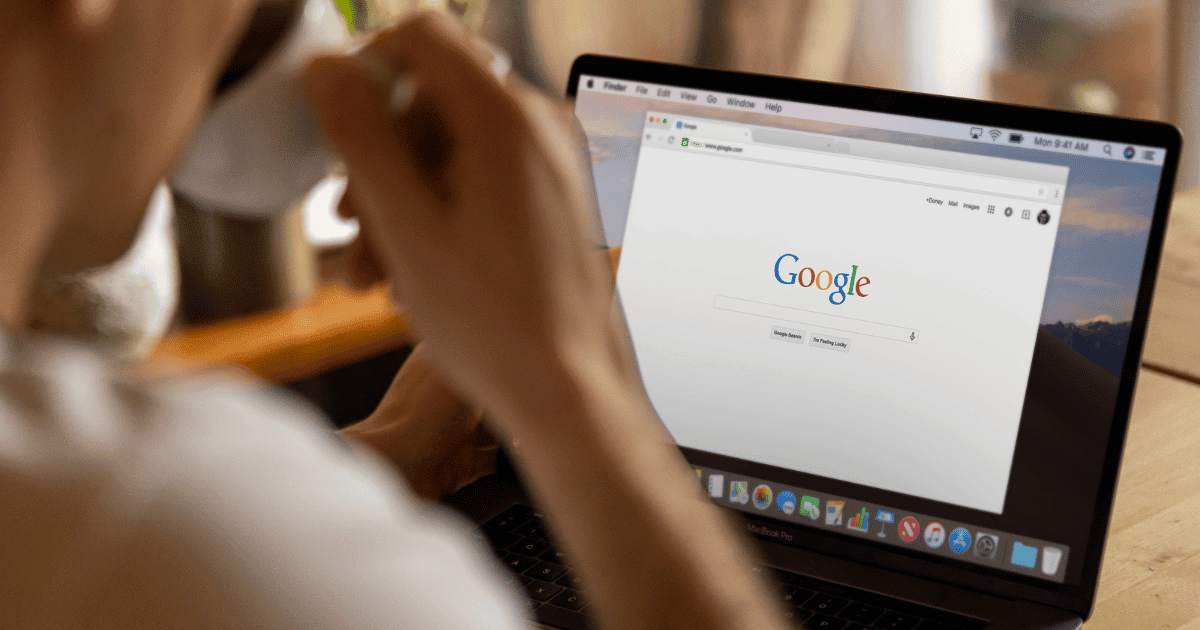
[172,0,350,215]
[170,0,350,322]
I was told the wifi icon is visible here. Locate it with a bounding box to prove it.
[988,129,1002,141]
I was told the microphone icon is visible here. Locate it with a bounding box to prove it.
[910,332,916,341]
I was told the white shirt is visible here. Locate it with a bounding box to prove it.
[0,335,527,629]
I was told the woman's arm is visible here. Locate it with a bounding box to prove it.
[339,343,498,502]
[304,13,788,630]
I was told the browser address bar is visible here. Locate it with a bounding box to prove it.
[679,136,1052,201]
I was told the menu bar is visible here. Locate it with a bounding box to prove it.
[693,465,1070,583]
[580,74,1167,167]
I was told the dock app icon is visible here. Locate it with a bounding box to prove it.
[730,481,749,504]
[847,507,869,532]
[707,475,724,499]
[825,500,845,526]
[776,491,797,515]
[973,533,999,560]
[800,496,820,520]
[1042,547,1064,575]
[875,510,895,538]
[1011,542,1038,568]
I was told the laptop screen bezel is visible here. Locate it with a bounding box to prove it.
[566,53,1180,619]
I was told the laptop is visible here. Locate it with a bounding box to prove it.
[467,55,1181,630]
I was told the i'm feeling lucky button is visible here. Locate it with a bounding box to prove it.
[810,333,851,352]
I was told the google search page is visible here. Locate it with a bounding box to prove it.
[618,115,1067,513]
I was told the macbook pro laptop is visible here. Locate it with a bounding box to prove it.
[469,55,1181,630]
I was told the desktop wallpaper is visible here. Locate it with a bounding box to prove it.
[575,91,1165,378]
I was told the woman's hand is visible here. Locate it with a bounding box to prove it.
[303,13,618,438]
[340,344,497,501]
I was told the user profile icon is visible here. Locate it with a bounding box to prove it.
[1037,210,1051,225]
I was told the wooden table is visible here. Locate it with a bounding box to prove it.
[149,209,1200,626]
[1083,189,1200,628]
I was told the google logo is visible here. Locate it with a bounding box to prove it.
[774,255,871,306]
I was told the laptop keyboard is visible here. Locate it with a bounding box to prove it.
[478,505,985,630]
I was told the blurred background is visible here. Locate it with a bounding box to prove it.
[357,0,1166,118]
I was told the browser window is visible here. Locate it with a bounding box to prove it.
[621,112,1067,513]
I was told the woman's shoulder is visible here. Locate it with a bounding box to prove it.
[0,334,525,628]
[0,333,331,469]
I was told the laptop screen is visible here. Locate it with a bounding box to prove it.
[572,72,1169,586]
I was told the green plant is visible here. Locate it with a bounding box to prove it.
[334,0,355,31]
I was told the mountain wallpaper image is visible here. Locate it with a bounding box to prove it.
[1040,320,1131,378]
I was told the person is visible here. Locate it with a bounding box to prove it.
[0,2,787,629]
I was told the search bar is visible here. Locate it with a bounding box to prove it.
[713,295,920,343]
